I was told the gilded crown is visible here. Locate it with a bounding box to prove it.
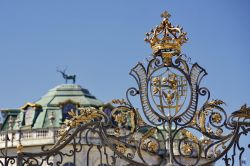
[145,11,188,57]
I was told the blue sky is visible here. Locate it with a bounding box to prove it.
[0,0,249,165]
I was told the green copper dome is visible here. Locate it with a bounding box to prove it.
[1,84,103,130]
[35,84,103,107]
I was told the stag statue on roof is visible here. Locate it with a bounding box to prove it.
[57,67,76,84]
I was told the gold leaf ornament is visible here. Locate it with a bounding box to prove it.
[116,143,127,154]
[181,129,199,144]
[153,87,159,94]
[199,111,206,133]
[181,143,193,154]
[212,112,222,124]
[152,77,160,85]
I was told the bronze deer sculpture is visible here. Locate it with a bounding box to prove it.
[57,68,76,84]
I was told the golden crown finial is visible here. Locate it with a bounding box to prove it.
[145,11,188,58]
[161,11,171,19]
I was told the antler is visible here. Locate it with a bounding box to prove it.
[56,66,68,74]
[56,67,61,72]
[63,66,68,73]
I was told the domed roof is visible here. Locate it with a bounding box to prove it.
[35,84,103,107]
[31,84,103,129]
[2,84,104,130]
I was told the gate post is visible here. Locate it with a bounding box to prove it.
[16,143,23,166]
[17,153,22,166]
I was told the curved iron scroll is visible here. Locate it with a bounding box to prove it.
[16,10,250,166]
[15,54,250,166]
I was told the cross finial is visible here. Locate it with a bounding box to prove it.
[161,11,171,19]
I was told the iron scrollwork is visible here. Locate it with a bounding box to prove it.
[15,11,249,166]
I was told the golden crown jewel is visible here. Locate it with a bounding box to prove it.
[145,11,188,57]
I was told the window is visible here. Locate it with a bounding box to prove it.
[62,103,77,119]
[63,162,75,166]
[25,107,35,126]
[21,103,42,127]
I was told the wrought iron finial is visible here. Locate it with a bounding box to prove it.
[145,11,188,60]
[16,143,23,154]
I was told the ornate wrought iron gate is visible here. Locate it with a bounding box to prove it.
[1,11,250,166]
